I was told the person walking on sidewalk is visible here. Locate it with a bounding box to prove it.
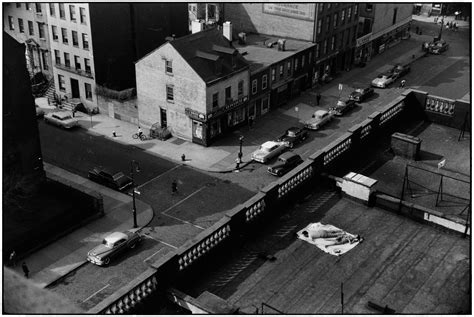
[316,92,322,106]
[9,250,17,267]
[22,262,30,278]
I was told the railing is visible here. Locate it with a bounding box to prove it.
[92,89,445,314]
[425,95,455,116]
[55,62,94,79]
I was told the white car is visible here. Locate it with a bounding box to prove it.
[251,141,287,164]
[304,110,333,130]
[44,111,79,129]
[371,73,396,88]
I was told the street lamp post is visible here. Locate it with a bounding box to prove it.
[438,15,445,41]
[238,135,244,163]
[130,160,140,228]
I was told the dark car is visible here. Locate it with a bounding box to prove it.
[349,87,374,102]
[88,167,133,191]
[391,64,410,78]
[267,152,303,176]
[429,40,449,54]
[329,99,357,116]
[277,127,308,148]
[87,229,142,266]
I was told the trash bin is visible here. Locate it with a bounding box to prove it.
[150,123,171,140]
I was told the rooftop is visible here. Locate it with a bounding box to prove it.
[232,33,315,73]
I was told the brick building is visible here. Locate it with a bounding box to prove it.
[223,3,359,82]
[136,26,250,146]
[355,4,412,65]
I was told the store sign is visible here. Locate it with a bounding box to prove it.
[356,33,372,48]
[185,108,207,122]
[209,95,249,119]
[262,3,315,21]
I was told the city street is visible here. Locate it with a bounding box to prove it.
[38,19,470,312]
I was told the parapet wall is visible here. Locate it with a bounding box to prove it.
[89,89,470,314]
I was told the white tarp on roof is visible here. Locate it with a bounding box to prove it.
[297,222,362,256]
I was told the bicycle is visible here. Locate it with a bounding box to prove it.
[132,132,148,141]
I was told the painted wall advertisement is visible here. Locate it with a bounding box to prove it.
[262,3,315,21]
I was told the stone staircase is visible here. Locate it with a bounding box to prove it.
[43,82,75,111]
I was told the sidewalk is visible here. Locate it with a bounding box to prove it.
[412,14,470,29]
[10,163,154,288]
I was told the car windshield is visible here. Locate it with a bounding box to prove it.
[102,239,113,248]
[113,172,125,181]
[355,88,364,93]
[287,131,296,137]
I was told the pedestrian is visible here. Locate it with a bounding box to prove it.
[316,92,322,106]
[181,154,186,162]
[112,131,117,137]
[72,108,76,117]
[235,159,240,172]
[171,180,178,194]
[9,250,16,267]
[400,79,406,88]
[22,262,29,278]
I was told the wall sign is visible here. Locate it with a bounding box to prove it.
[263,3,315,21]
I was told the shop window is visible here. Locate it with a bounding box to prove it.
[262,75,268,90]
[166,85,174,102]
[212,92,218,108]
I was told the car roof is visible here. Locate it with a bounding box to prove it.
[104,232,128,243]
[279,152,300,160]
[314,110,328,115]
[262,141,280,148]
[51,111,72,119]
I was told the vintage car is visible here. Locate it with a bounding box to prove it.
[44,111,79,129]
[429,40,449,54]
[87,229,142,266]
[329,99,357,117]
[267,152,303,177]
[371,72,397,88]
[390,64,411,78]
[88,167,133,191]
[349,87,374,102]
[251,141,287,164]
[304,110,333,130]
[277,127,308,148]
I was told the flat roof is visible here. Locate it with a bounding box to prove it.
[233,33,315,73]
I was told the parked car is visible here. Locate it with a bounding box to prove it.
[251,141,287,164]
[87,229,142,266]
[349,87,374,102]
[277,127,308,148]
[44,111,79,129]
[88,167,133,191]
[304,110,333,130]
[429,40,449,54]
[371,72,396,88]
[329,99,357,117]
[267,152,303,176]
[390,64,411,78]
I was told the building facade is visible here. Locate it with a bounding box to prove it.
[355,4,413,65]
[3,2,53,80]
[188,3,222,31]
[136,27,250,146]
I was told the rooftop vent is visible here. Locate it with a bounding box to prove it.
[238,32,246,45]
[277,39,286,51]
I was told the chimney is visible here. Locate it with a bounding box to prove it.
[277,39,286,51]
[223,21,232,42]
[192,20,204,34]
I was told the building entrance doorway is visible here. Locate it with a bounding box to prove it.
[160,108,167,128]
[70,78,80,98]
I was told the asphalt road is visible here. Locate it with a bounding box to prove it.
[41,20,470,312]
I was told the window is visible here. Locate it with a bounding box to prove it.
[84,58,91,73]
[38,22,45,39]
[317,19,322,34]
[212,92,218,108]
[262,75,268,90]
[331,36,335,51]
[16,3,21,8]
[355,4,358,15]
[318,3,323,12]
[64,52,70,67]
[59,3,65,19]
[348,7,352,20]
[166,85,174,102]
[327,3,331,10]
[72,30,78,46]
[74,55,81,70]
[18,18,24,33]
[326,16,331,31]
[271,68,276,81]
[54,50,60,64]
[61,28,68,44]
[252,79,257,94]
[79,7,86,24]
[392,8,398,25]
[316,43,320,58]
[333,13,338,27]
[58,74,66,91]
[85,83,92,100]
[49,3,55,16]
[165,59,172,73]
[323,39,328,54]
[69,5,76,22]
[302,55,305,68]
[28,21,34,35]
[51,25,58,41]
[225,86,231,100]
[82,33,89,50]
[8,16,14,30]
[366,4,373,12]
[279,64,284,77]
[41,51,48,70]
[238,80,244,97]
[341,9,345,23]
[287,61,291,76]
[309,51,312,64]
[35,3,42,13]
[262,97,269,114]
[294,58,299,71]
[25,3,31,10]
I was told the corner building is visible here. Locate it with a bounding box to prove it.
[136,27,250,146]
